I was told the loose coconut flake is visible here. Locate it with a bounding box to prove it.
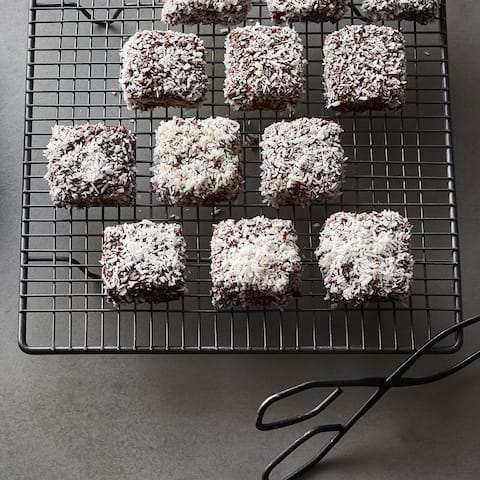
[211,216,303,308]
[260,117,347,207]
[44,123,136,208]
[315,210,414,304]
[323,24,407,112]
[151,117,243,206]
[101,220,187,304]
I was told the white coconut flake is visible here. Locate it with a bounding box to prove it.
[362,0,439,24]
[266,0,347,24]
[224,24,306,111]
[260,117,347,207]
[323,24,407,112]
[119,30,209,111]
[151,117,243,206]
[211,216,303,308]
[315,210,414,304]
[101,220,187,304]
[162,0,251,26]
[43,124,136,208]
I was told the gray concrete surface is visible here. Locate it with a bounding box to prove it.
[1,2,479,479]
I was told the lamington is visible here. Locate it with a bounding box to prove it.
[266,0,347,24]
[323,24,406,112]
[260,118,346,207]
[161,0,251,26]
[119,30,209,111]
[211,217,303,308]
[102,220,187,304]
[315,210,414,304]
[151,117,243,205]
[362,0,439,24]
[224,24,305,111]
[44,124,136,208]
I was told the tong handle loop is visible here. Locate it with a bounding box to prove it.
[256,386,342,431]
[262,424,343,480]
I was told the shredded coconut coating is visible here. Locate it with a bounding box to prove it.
[323,25,406,112]
[224,24,305,111]
[211,217,303,308]
[151,117,243,206]
[362,0,439,24]
[102,220,187,304]
[161,0,251,26]
[315,210,414,304]
[260,118,346,207]
[119,30,209,111]
[266,0,347,24]
[44,124,136,208]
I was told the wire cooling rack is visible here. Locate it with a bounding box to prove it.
[19,0,462,354]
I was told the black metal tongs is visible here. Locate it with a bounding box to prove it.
[255,315,480,480]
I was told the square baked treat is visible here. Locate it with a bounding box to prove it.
[323,25,406,112]
[151,117,243,205]
[102,220,187,304]
[161,0,251,26]
[266,0,347,24]
[362,0,439,24]
[315,210,414,304]
[224,24,305,111]
[119,30,209,111]
[44,124,136,208]
[260,118,346,207]
[211,217,303,308]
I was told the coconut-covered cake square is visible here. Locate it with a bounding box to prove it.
[161,0,251,26]
[224,24,305,111]
[260,118,346,207]
[315,210,414,304]
[151,117,243,206]
[266,0,347,24]
[102,220,187,304]
[120,30,209,111]
[44,124,136,208]
[211,217,303,308]
[362,0,439,24]
[323,25,406,112]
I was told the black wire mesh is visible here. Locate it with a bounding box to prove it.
[19,0,462,354]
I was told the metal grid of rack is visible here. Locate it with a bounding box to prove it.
[19,0,462,354]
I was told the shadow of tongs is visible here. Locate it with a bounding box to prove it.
[256,315,480,480]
